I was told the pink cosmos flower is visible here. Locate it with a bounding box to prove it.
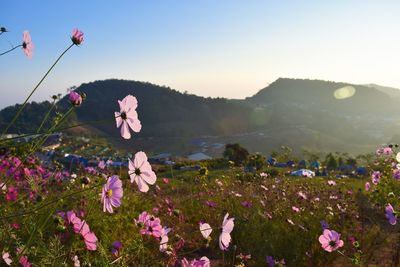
[135,211,151,227]
[292,206,300,213]
[318,229,344,252]
[365,182,370,191]
[383,147,393,155]
[69,91,82,106]
[297,191,307,200]
[142,216,163,238]
[162,177,170,184]
[2,252,12,266]
[72,255,80,267]
[98,160,106,169]
[181,256,210,267]
[78,221,98,250]
[219,213,234,250]
[159,227,172,252]
[371,171,381,185]
[385,204,397,225]
[115,95,141,139]
[128,151,156,192]
[22,31,33,58]
[199,222,212,239]
[102,175,123,213]
[327,180,336,186]
[66,211,97,250]
[71,28,84,45]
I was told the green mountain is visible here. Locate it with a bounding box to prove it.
[1,78,399,155]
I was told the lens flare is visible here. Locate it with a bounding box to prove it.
[333,86,356,100]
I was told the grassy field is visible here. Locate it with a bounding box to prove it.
[2,154,398,266]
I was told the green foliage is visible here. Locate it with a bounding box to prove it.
[223,143,249,166]
[325,153,338,171]
[246,153,266,170]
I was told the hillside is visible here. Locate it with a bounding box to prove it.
[1,78,400,155]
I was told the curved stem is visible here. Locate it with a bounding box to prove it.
[2,43,75,135]
[0,44,22,56]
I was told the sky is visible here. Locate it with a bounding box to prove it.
[1,0,400,108]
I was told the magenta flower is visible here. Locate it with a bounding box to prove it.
[385,204,397,225]
[241,200,252,208]
[102,175,123,213]
[219,213,234,250]
[292,206,300,213]
[318,229,344,252]
[69,91,82,106]
[22,31,33,58]
[5,186,17,202]
[115,95,141,139]
[19,256,31,267]
[71,28,84,45]
[128,151,156,192]
[371,171,381,185]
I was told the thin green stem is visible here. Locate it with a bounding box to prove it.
[0,44,22,56]
[36,100,56,133]
[2,43,74,135]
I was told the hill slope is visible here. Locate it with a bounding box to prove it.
[2,78,400,155]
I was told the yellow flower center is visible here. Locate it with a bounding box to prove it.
[107,189,113,198]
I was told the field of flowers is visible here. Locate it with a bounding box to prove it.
[1,27,400,267]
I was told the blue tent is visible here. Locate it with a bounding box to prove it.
[275,162,288,168]
[267,157,276,166]
[298,160,309,168]
[310,161,320,169]
[356,167,368,176]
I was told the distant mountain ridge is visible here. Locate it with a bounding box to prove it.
[1,78,400,155]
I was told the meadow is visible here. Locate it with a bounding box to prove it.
[1,27,400,267]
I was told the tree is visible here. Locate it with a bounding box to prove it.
[223,143,249,166]
[325,153,338,171]
[246,153,266,170]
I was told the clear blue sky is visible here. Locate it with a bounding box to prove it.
[1,0,400,108]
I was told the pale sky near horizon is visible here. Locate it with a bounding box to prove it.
[1,0,400,108]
